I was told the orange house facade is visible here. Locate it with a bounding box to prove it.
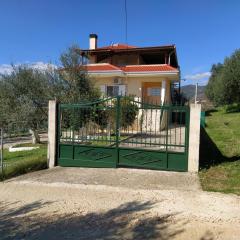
[80,34,180,105]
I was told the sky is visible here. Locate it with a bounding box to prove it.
[0,0,240,85]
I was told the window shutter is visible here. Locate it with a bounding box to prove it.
[118,85,126,96]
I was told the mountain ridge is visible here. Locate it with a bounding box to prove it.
[181,84,206,101]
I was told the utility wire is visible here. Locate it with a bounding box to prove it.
[124,0,128,44]
[124,0,129,92]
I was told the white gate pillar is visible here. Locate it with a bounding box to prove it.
[48,100,57,168]
[161,80,166,105]
[188,104,201,172]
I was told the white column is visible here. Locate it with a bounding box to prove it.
[188,104,201,172]
[48,100,57,168]
[161,80,166,105]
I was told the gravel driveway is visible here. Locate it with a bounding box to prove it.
[0,167,240,239]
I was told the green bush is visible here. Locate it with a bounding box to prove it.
[118,97,139,130]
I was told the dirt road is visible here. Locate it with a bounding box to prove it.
[0,168,239,240]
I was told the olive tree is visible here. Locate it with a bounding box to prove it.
[59,45,100,103]
[0,45,100,144]
[206,49,240,107]
[58,45,101,131]
[0,65,61,143]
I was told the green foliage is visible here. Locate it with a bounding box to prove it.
[57,45,101,131]
[0,65,60,129]
[63,97,139,133]
[59,45,100,103]
[61,108,91,131]
[0,44,100,138]
[206,49,240,106]
[118,97,139,130]
[61,103,111,132]
[221,50,240,104]
[94,104,110,131]
[205,63,224,104]
[224,103,240,113]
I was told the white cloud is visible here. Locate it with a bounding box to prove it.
[184,72,211,81]
[0,64,14,75]
[191,65,209,74]
[0,62,57,75]
[29,62,57,71]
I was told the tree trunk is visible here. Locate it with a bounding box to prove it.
[29,129,40,144]
[107,122,111,140]
[160,110,168,131]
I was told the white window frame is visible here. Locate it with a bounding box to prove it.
[102,84,126,97]
[147,87,161,96]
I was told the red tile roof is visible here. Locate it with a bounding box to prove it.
[84,44,176,53]
[85,64,178,73]
[96,43,137,50]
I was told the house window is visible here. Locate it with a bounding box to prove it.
[107,86,119,96]
[147,87,161,96]
[101,85,126,96]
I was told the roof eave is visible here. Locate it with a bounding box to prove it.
[80,45,176,53]
[88,71,124,77]
[88,70,179,77]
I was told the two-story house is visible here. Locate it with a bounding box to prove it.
[80,34,180,105]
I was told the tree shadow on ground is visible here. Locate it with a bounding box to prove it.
[205,105,240,116]
[199,127,239,169]
[205,109,218,117]
[0,200,188,240]
[224,104,240,114]
[200,230,215,240]
[0,200,53,239]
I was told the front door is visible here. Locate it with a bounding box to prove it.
[142,82,161,104]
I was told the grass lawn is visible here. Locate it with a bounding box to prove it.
[1,143,47,180]
[199,107,240,195]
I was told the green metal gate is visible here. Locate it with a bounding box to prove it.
[57,96,189,171]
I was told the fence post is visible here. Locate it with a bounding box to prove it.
[0,128,3,179]
[188,104,201,172]
[115,96,120,167]
[48,100,58,168]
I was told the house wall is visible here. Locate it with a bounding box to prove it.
[127,76,171,103]
[90,75,172,103]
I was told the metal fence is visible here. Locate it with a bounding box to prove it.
[0,128,3,179]
[0,120,48,180]
[58,96,190,171]
[59,97,189,152]
[201,111,206,128]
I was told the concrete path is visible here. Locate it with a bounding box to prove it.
[10,167,201,191]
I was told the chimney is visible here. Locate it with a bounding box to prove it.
[89,33,98,50]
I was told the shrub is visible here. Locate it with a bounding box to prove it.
[118,97,139,130]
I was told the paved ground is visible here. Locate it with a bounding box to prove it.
[11,167,201,191]
[0,167,240,240]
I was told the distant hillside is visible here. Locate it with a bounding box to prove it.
[181,84,206,101]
